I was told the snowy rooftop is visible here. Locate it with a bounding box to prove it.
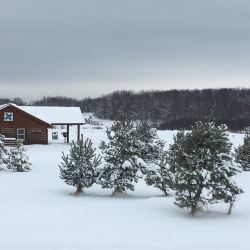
[0,104,84,124]
[19,106,84,124]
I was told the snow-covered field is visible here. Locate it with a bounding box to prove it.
[0,122,249,250]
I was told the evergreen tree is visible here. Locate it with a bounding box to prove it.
[136,121,174,195]
[144,150,174,196]
[234,133,250,171]
[6,139,31,172]
[168,122,243,215]
[59,138,101,195]
[210,159,243,215]
[0,134,7,170]
[99,113,143,194]
[135,120,165,165]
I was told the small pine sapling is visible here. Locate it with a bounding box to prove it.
[6,139,31,172]
[235,133,250,171]
[0,134,8,170]
[135,120,166,173]
[145,150,174,196]
[59,138,101,195]
[210,158,243,215]
[136,120,175,195]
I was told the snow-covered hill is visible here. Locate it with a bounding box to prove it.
[0,125,249,250]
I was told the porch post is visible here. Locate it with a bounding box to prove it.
[77,124,80,142]
[67,125,69,143]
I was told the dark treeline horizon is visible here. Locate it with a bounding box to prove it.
[1,88,250,130]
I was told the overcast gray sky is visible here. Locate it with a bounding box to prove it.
[1,0,250,100]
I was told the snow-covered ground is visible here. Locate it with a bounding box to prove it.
[0,122,249,250]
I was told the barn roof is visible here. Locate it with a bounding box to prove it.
[0,104,84,125]
[18,106,84,125]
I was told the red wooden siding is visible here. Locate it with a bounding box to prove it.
[0,105,51,145]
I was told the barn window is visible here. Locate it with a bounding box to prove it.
[17,128,25,140]
[52,132,58,140]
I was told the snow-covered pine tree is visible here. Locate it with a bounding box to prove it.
[168,130,203,215]
[99,113,142,194]
[59,138,101,195]
[6,139,31,172]
[136,120,175,195]
[135,120,165,165]
[144,150,174,196]
[0,134,7,170]
[168,121,243,215]
[192,122,243,215]
[234,133,250,171]
[210,158,243,215]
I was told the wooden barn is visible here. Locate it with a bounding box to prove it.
[0,103,84,145]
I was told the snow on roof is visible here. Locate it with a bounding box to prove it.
[0,103,14,110]
[18,106,84,124]
[0,104,84,124]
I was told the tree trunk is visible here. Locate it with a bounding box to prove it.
[162,185,169,196]
[75,184,83,195]
[16,164,23,172]
[190,184,203,215]
[191,204,197,216]
[112,186,124,196]
[227,201,234,215]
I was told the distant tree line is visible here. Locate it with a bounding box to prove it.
[1,88,250,130]
[0,97,24,106]
[79,88,250,130]
[31,96,79,107]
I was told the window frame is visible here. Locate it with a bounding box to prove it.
[17,128,25,140]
